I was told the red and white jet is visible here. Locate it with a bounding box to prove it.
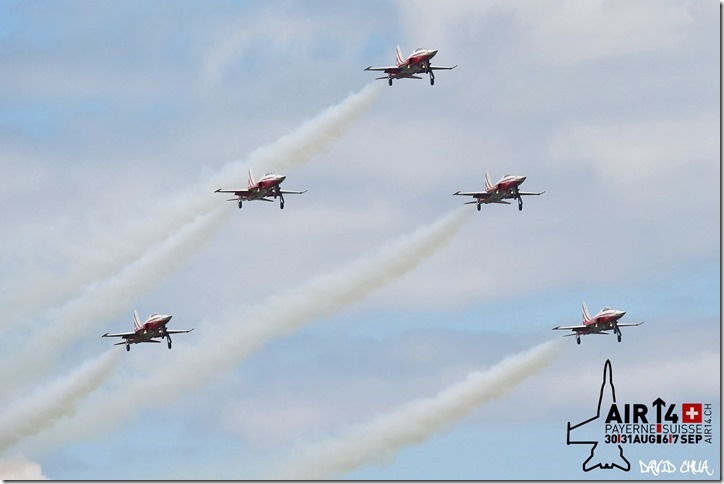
[215,170,307,209]
[102,311,193,352]
[365,45,457,86]
[553,303,644,345]
[453,171,545,211]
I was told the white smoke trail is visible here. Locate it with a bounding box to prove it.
[1,83,382,328]
[0,349,121,455]
[25,207,471,451]
[272,339,563,480]
[0,207,229,393]
[1,83,382,390]
[0,455,48,480]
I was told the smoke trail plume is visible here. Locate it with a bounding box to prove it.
[2,83,382,329]
[0,455,48,480]
[272,340,562,480]
[0,349,121,454]
[1,83,383,391]
[0,207,228,394]
[26,208,471,451]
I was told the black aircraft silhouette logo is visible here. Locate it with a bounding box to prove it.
[566,359,631,472]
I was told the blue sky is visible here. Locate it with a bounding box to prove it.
[0,0,719,480]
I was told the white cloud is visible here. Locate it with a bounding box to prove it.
[549,116,717,184]
[394,0,694,64]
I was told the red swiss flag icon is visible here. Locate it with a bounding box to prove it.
[681,403,703,424]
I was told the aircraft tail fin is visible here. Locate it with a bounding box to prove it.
[247,169,256,189]
[395,45,404,66]
[133,310,142,331]
[484,171,493,191]
[582,302,591,324]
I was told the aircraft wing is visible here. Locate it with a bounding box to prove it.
[215,188,249,196]
[552,324,587,331]
[364,66,403,73]
[279,189,308,195]
[616,322,644,327]
[165,328,194,335]
[429,64,457,71]
[102,331,136,339]
[518,190,546,196]
[453,191,486,197]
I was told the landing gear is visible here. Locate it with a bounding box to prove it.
[477,203,481,211]
[576,335,581,345]
[165,332,173,349]
[280,194,285,210]
[617,333,621,343]
[388,78,393,87]
[514,188,523,211]
[238,200,243,209]
[614,325,622,342]
[426,61,435,85]
[126,343,131,352]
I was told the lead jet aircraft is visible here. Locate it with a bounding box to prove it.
[453,172,545,211]
[103,311,193,351]
[215,170,307,209]
[365,45,457,86]
[553,303,644,345]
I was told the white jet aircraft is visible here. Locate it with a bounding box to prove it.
[215,169,307,209]
[553,303,643,345]
[365,45,457,86]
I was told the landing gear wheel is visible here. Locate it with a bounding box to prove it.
[518,198,523,211]
[126,344,130,352]
[238,200,242,209]
[617,333,621,342]
[430,76,435,85]
[280,199,285,210]
[477,204,481,211]
[168,339,172,349]
[576,335,581,345]
[388,78,393,86]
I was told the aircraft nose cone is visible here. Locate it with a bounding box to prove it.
[429,49,438,57]
[518,176,527,183]
[278,175,286,183]
[617,311,626,318]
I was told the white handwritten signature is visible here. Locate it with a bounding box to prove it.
[639,459,714,476]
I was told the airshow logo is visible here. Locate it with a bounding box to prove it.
[565,359,714,473]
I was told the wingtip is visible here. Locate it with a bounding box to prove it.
[214,188,221,193]
[102,333,109,338]
[364,66,372,71]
